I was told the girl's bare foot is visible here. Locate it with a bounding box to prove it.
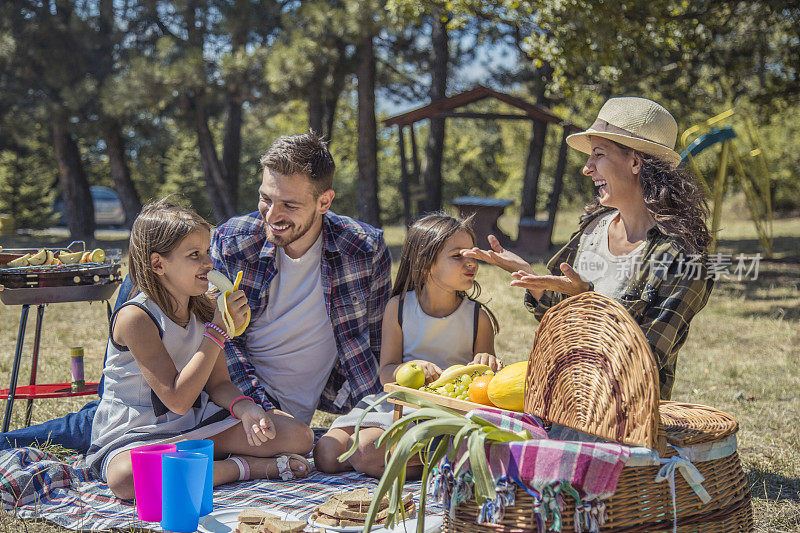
[236,453,312,480]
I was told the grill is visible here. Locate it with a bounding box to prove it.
[0,242,121,431]
[0,244,122,305]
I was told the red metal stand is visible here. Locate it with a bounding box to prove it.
[1,299,114,432]
[0,383,99,400]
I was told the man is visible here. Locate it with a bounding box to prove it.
[1,132,391,451]
[212,132,391,422]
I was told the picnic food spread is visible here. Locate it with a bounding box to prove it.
[236,509,307,533]
[393,362,529,411]
[309,488,416,529]
[415,363,495,402]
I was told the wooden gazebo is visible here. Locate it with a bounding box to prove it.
[385,85,581,254]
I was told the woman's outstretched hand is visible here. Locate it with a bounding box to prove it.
[509,262,591,296]
[460,234,533,274]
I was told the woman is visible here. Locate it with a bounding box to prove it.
[463,97,713,400]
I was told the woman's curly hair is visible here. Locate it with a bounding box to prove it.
[583,145,712,257]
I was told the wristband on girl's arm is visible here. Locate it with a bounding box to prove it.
[229,395,255,418]
[204,322,231,342]
[203,331,225,350]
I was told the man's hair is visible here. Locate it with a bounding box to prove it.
[259,132,335,194]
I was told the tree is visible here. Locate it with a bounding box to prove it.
[0,0,96,239]
[355,2,383,226]
[420,8,449,213]
[104,0,281,223]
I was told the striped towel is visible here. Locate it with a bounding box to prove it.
[432,408,631,532]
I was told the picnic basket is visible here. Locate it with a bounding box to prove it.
[443,291,753,532]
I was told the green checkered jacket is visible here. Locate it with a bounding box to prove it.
[525,208,714,400]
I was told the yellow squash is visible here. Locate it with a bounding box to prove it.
[487,361,528,411]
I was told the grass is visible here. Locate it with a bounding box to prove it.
[1,199,798,531]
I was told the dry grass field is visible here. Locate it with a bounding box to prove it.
[0,200,798,532]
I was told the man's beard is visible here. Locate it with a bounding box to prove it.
[263,211,317,248]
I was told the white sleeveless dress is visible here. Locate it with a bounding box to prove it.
[330,291,479,430]
[86,293,240,479]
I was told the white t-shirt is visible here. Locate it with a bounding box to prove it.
[244,234,338,424]
[573,210,647,300]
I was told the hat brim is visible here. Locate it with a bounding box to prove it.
[566,129,683,167]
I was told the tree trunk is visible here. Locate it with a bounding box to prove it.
[323,94,339,145]
[520,119,548,219]
[308,90,324,136]
[51,110,95,240]
[519,63,553,219]
[102,119,141,227]
[223,22,247,207]
[356,33,380,227]
[421,10,448,213]
[222,85,242,207]
[194,100,236,223]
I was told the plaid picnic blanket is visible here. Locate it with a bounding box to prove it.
[430,408,631,533]
[0,447,441,531]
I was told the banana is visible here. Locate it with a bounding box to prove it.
[7,253,31,267]
[27,249,47,266]
[429,364,492,389]
[207,269,251,338]
[58,251,84,264]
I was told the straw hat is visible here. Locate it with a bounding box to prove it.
[566,97,682,166]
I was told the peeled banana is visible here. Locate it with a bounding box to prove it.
[207,269,251,338]
[429,363,492,388]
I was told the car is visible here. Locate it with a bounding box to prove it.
[53,185,127,227]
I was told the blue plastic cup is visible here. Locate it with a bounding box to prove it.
[160,451,208,533]
[175,439,214,516]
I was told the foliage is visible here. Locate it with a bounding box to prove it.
[0,150,57,230]
[0,0,798,237]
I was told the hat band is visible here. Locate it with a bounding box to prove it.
[589,118,670,149]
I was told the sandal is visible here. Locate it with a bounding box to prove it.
[275,453,313,480]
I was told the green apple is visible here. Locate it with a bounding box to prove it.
[396,362,425,389]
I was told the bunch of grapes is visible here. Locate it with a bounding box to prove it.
[423,370,492,401]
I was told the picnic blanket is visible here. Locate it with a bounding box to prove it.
[0,446,442,531]
[430,408,631,533]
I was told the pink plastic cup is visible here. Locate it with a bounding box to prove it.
[130,443,177,522]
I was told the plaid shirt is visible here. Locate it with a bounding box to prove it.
[525,208,714,400]
[211,211,392,414]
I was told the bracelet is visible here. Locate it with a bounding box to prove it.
[203,331,225,350]
[229,395,255,418]
[204,322,230,342]
[227,456,250,481]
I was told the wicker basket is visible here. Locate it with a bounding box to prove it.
[443,292,753,532]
